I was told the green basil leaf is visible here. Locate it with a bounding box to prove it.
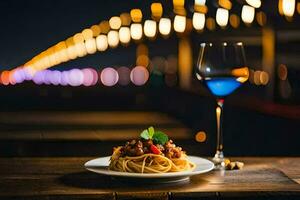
[140,129,150,140]
[153,131,169,145]
[148,126,155,139]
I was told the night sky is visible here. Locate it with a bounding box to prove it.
[0,0,159,70]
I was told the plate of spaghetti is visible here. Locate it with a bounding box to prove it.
[84,127,214,182]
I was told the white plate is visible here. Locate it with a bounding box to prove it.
[84,156,214,183]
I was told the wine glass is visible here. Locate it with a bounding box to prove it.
[195,42,249,169]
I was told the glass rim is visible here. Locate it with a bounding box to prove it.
[200,42,243,47]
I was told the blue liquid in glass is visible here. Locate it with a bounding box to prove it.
[206,77,242,97]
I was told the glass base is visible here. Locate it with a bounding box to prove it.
[212,150,225,169]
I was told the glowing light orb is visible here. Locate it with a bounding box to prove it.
[68,69,84,86]
[241,5,255,24]
[1,71,10,85]
[23,67,36,80]
[144,20,157,38]
[246,0,261,8]
[9,71,16,85]
[13,69,26,84]
[119,27,131,44]
[82,68,94,86]
[159,18,171,36]
[33,71,45,85]
[96,35,108,51]
[130,66,149,86]
[216,8,229,27]
[43,70,52,85]
[60,71,69,86]
[50,70,61,85]
[109,16,122,30]
[195,0,206,5]
[90,68,99,85]
[100,67,119,87]
[282,0,296,17]
[85,38,97,54]
[174,15,186,33]
[193,12,205,30]
[130,23,143,40]
[107,30,119,48]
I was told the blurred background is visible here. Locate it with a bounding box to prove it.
[0,0,299,157]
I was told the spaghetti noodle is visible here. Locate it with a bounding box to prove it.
[108,128,196,173]
[109,149,196,173]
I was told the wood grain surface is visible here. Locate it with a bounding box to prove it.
[0,157,299,199]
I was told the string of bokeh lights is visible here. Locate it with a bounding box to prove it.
[0,66,149,87]
[2,0,299,85]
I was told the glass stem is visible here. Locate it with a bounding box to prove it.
[216,99,224,156]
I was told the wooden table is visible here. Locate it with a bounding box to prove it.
[0,157,299,200]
